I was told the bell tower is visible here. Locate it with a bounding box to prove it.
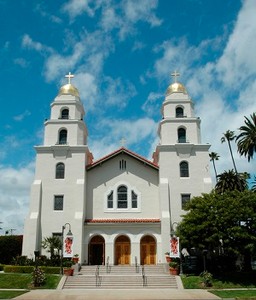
[154,72,212,259]
[22,73,91,258]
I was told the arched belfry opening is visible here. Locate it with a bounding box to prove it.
[140,235,156,265]
[89,235,105,265]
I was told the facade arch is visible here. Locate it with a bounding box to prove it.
[140,235,156,265]
[114,235,131,265]
[88,235,105,265]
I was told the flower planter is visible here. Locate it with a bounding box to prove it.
[72,257,79,264]
[169,267,179,275]
[165,256,171,263]
[64,268,74,276]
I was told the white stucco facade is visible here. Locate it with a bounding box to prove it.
[22,78,212,265]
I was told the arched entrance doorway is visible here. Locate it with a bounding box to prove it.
[89,235,105,265]
[140,235,156,265]
[115,235,130,265]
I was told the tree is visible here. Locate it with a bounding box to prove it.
[209,152,220,182]
[251,176,256,192]
[41,236,62,259]
[0,235,23,264]
[221,130,238,174]
[178,190,256,271]
[215,170,248,194]
[236,113,256,162]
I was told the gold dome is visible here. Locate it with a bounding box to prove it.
[58,83,79,97]
[166,82,187,95]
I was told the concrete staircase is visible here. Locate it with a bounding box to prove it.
[63,265,179,289]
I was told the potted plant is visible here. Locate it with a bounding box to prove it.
[63,260,74,276]
[165,252,171,263]
[169,261,179,275]
[72,254,79,264]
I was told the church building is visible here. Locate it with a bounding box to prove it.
[22,72,212,265]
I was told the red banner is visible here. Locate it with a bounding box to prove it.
[170,237,180,258]
[63,235,74,258]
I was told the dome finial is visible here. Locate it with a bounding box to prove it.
[58,72,80,97]
[171,70,180,83]
[166,70,187,95]
[65,72,74,84]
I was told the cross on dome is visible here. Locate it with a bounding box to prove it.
[171,70,180,83]
[120,137,126,147]
[65,72,74,84]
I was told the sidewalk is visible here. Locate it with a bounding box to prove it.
[14,288,221,300]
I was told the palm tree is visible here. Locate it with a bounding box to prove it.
[209,152,220,182]
[251,176,256,192]
[221,130,238,174]
[236,113,256,162]
[215,170,248,194]
[41,236,62,259]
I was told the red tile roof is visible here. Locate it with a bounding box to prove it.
[86,147,159,170]
[85,218,161,224]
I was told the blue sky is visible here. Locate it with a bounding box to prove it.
[0,0,255,234]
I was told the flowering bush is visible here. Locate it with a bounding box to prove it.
[32,267,46,287]
[200,271,213,287]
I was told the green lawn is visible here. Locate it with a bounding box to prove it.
[0,290,29,299]
[181,272,256,299]
[181,272,256,289]
[0,273,61,289]
[211,290,256,299]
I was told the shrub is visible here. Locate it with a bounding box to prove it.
[0,264,4,271]
[4,266,34,273]
[32,267,46,287]
[200,271,213,287]
[3,265,60,274]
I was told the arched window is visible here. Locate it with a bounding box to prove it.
[56,163,65,179]
[117,185,128,208]
[59,129,67,144]
[176,107,184,118]
[107,191,113,208]
[61,109,69,119]
[180,161,189,177]
[178,128,186,143]
[131,191,137,208]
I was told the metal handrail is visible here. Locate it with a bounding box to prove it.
[106,256,111,273]
[135,256,139,273]
[95,265,100,286]
[142,265,147,287]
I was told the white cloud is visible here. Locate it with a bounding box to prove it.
[13,110,31,122]
[149,0,256,182]
[142,92,163,116]
[216,0,256,87]
[14,58,29,68]
[89,117,158,159]
[0,162,34,234]
[122,0,162,27]
[22,34,53,54]
[62,0,96,19]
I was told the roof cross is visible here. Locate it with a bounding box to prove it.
[171,70,180,83]
[65,72,74,84]
[120,137,126,147]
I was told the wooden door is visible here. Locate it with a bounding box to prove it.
[115,236,130,265]
[140,236,156,265]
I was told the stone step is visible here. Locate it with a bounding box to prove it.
[63,265,178,289]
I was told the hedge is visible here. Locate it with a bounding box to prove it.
[4,265,60,274]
